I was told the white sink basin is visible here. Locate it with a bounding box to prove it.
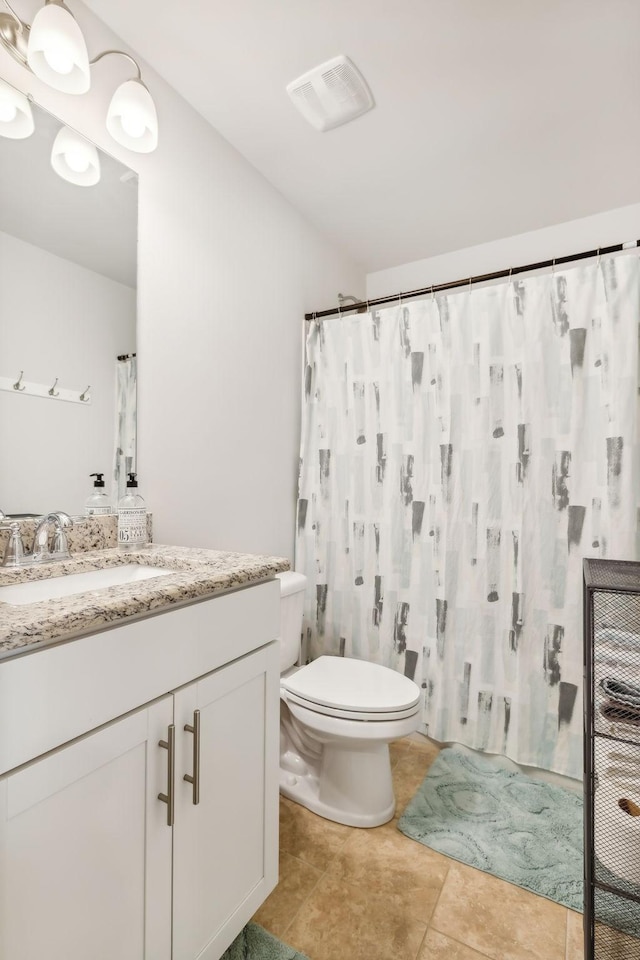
[0,565,173,606]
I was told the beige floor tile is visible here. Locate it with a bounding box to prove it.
[326,821,450,923]
[594,923,640,960]
[565,910,583,960]
[278,796,353,871]
[431,862,567,960]
[252,852,322,940]
[390,735,440,768]
[418,928,493,959]
[392,750,434,819]
[390,738,417,766]
[284,872,427,960]
[407,735,442,759]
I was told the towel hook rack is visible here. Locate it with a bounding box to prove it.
[13,370,25,391]
[79,386,91,402]
[48,378,59,398]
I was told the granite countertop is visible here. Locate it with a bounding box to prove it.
[0,544,290,659]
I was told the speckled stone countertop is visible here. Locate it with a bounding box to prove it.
[0,544,289,659]
[0,513,152,556]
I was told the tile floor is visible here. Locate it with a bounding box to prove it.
[252,737,585,960]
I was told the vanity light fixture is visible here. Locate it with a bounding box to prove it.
[27,0,90,94]
[50,124,100,185]
[96,51,158,154]
[0,74,33,137]
[0,0,158,152]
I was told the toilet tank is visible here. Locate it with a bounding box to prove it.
[276,572,307,672]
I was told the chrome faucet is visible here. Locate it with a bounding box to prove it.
[31,512,74,563]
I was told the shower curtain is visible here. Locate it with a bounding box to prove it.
[295,255,640,779]
[112,355,137,505]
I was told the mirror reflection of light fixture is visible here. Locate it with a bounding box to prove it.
[0,75,33,137]
[51,124,100,185]
[0,0,158,152]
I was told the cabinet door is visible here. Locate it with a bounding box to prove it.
[0,697,173,960]
[173,642,280,960]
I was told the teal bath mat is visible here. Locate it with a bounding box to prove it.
[221,923,309,960]
[398,746,583,910]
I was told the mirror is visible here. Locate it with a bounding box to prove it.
[0,89,137,518]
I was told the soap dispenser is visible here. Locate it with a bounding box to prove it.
[84,473,112,516]
[117,473,148,551]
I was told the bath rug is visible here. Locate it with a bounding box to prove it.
[221,922,309,960]
[398,746,640,938]
[398,746,583,909]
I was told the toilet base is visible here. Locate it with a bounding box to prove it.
[279,740,396,828]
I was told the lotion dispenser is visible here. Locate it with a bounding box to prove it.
[84,473,112,516]
[117,473,148,551]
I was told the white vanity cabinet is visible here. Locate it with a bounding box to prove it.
[0,696,174,960]
[0,579,281,960]
[172,645,279,960]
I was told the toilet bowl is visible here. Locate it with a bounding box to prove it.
[277,571,421,828]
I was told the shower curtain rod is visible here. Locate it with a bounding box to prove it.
[305,238,640,321]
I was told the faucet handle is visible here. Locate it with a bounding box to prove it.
[1,522,26,568]
[50,512,73,560]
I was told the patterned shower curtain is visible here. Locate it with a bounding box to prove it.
[295,255,640,779]
[112,355,137,505]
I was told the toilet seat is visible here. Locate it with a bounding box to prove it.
[281,655,420,722]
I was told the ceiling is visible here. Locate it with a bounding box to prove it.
[85,0,640,274]
[0,97,137,287]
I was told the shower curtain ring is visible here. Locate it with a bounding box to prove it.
[398,291,403,306]
[430,284,435,302]
[596,247,602,270]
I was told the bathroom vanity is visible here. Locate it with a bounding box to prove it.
[0,541,288,960]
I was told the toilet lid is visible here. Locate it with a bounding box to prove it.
[281,656,420,714]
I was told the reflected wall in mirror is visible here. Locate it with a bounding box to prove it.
[0,87,138,518]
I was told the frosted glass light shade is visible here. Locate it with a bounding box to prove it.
[106,79,158,153]
[51,126,100,186]
[27,2,90,94]
[0,79,34,139]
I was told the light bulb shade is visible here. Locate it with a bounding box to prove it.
[27,2,90,94]
[51,126,100,186]
[0,79,34,139]
[106,79,158,153]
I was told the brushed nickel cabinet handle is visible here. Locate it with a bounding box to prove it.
[183,709,200,805]
[158,724,175,826]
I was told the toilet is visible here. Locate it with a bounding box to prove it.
[277,571,421,827]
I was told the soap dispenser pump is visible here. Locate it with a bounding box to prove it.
[84,473,112,516]
[117,472,148,551]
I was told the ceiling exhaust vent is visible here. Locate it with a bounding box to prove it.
[286,55,374,132]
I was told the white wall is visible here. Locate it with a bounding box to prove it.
[0,230,135,515]
[0,1,364,559]
[367,203,640,298]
